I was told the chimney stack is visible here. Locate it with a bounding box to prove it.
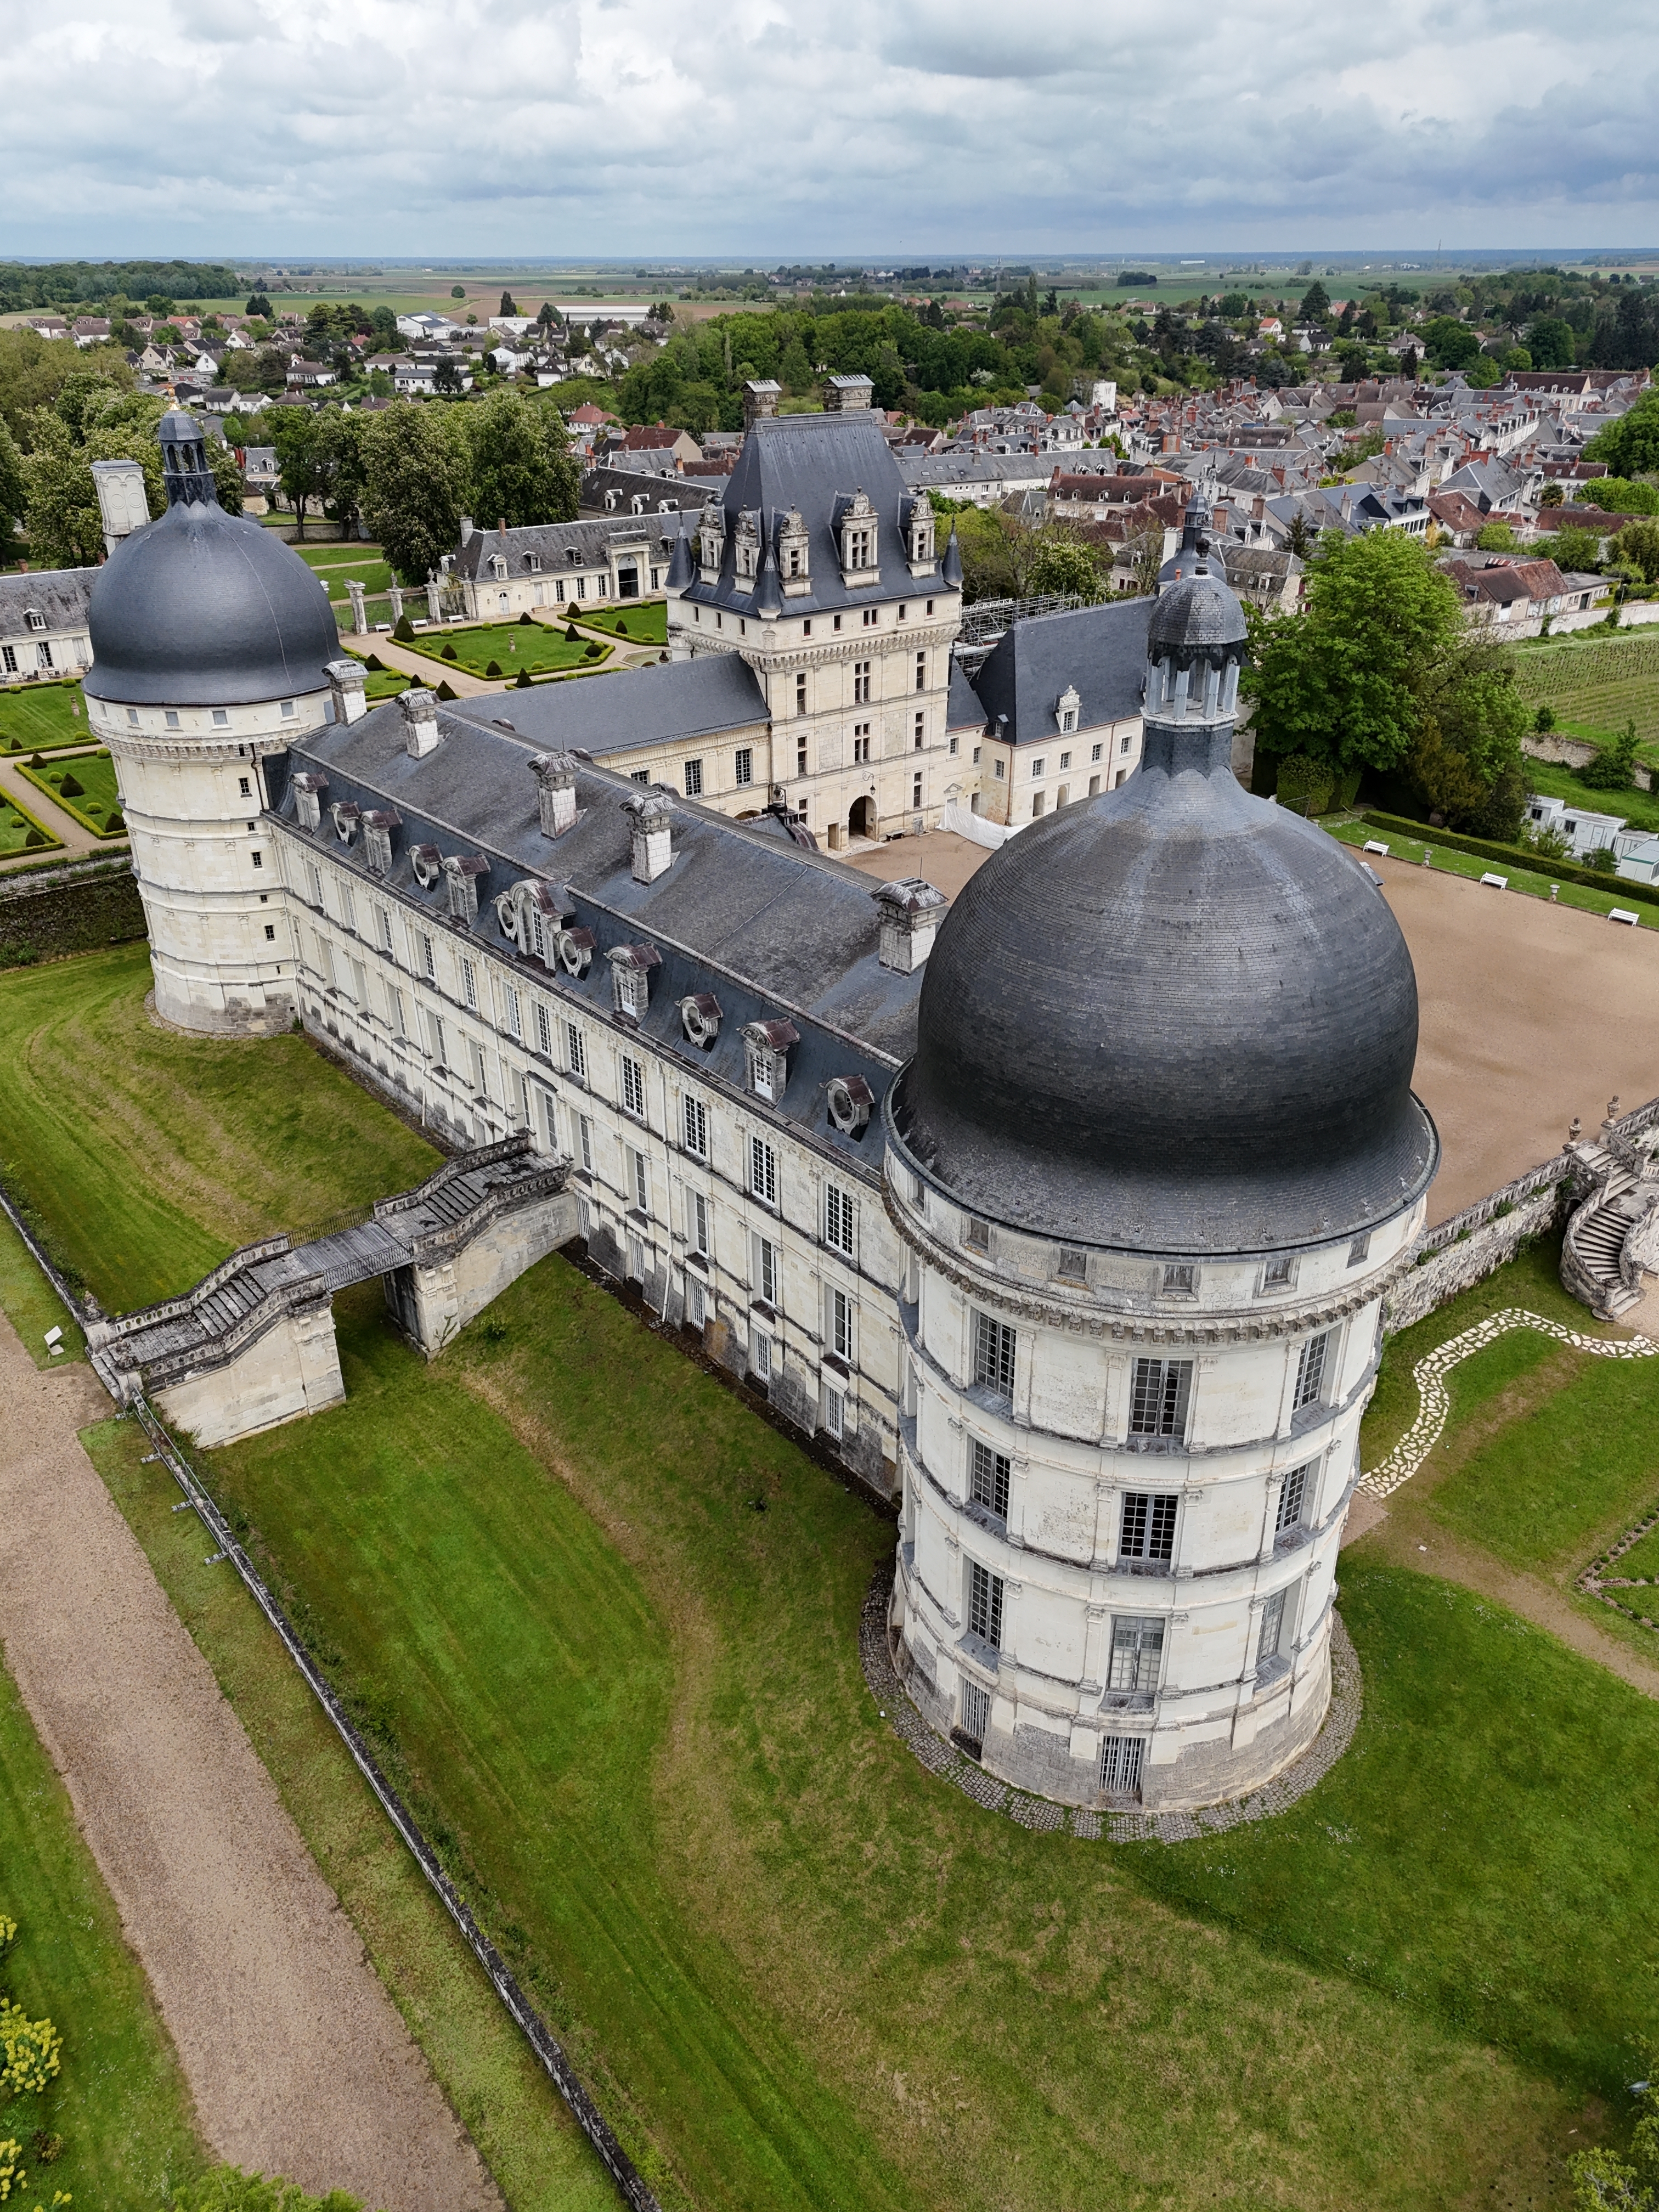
[325,658,368,726]
[872,878,948,974]
[400,687,440,758]
[623,791,674,883]
[530,751,582,838]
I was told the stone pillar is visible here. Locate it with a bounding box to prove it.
[426,578,443,623]
[388,583,404,623]
[346,580,366,635]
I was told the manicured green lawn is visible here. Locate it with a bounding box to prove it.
[20,751,124,837]
[0,1205,84,1367]
[0,1653,205,2206]
[578,601,667,645]
[411,622,608,680]
[0,943,436,1308]
[81,1400,616,2212]
[0,787,60,854]
[0,681,93,753]
[193,1271,1589,2211]
[1331,817,1657,925]
[1517,752,1659,834]
[290,545,394,598]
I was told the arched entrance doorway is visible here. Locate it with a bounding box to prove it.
[849,795,877,840]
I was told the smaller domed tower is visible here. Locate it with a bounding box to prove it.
[884,535,1438,1813]
[84,413,342,1035]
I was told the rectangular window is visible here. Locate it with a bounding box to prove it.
[470,1039,487,1095]
[631,1148,648,1212]
[753,1329,772,1383]
[578,1114,593,1173]
[797,741,808,776]
[1161,1265,1194,1300]
[308,862,324,906]
[1257,1589,1287,1669]
[970,1438,1011,1519]
[427,1009,445,1064]
[830,1285,853,1362]
[1277,1459,1314,1534]
[687,1276,706,1328]
[912,772,923,809]
[1099,1734,1143,1798]
[973,1310,1016,1399]
[534,1000,551,1056]
[967,1560,1004,1649]
[684,756,703,797]
[824,1183,855,1256]
[376,905,393,952]
[1120,733,1133,754]
[795,673,807,716]
[280,699,296,719]
[824,1385,845,1440]
[1347,1232,1371,1266]
[621,1054,645,1119]
[915,650,927,693]
[420,932,436,981]
[1294,1330,1330,1410]
[349,957,366,1006]
[1108,1615,1164,1692]
[757,1234,779,1307]
[749,1135,778,1207]
[1119,1491,1178,1564]
[251,850,263,869]
[264,923,276,943]
[565,1021,586,1081]
[854,659,871,704]
[339,880,356,932]
[1262,1255,1295,1290]
[503,982,522,1041]
[734,747,753,787]
[961,1678,990,1742]
[461,957,477,1012]
[683,1092,708,1158]
[1091,742,1103,763]
[1129,1358,1193,1439]
[1,647,14,674]
[238,769,250,790]
[689,1188,710,1255]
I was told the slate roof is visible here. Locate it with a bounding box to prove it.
[274,703,928,1176]
[455,514,684,584]
[969,599,1150,746]
[447,653,769,761]
[0,569,95,644]
[947,661,986,733]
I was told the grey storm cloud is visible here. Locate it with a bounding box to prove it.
[1,0,1656,250]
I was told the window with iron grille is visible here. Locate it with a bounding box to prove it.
[824,1183,855,1256]
[1119,1491,1178,1564]
[565,1021,586,1081]
[973,1311,1016,1398]
[967,1560,1003,1648]
[750,1135,778,1207]
[1277,1459,1314,1534]
[960,1679,990,1743]
[830,1285,853,1362]
[970,1438,1011,1520]
[620,1054,645,1119]
[1108,1615,1164,1692]
[1099,1734,1143,1797]
[683,1092,708,1158]
[534,1000,551,1056]
[1129,1358,1193,1438]
[631,1148,648,1212]
[1256,1588,1286,1669]
[1294,1330,1331,1410]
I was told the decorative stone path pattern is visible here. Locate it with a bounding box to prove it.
[860,1562,1363,1847]
[1578,1502,1659,1630]
[1358,1307,1657,1502]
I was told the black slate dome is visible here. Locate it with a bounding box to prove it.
[84,412,340,708]
[890,575,1436,1255]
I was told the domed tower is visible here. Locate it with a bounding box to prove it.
[884,543,1437,1812]
[84,412,343,1035]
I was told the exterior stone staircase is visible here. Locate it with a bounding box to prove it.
[1561,1102,1659,1321]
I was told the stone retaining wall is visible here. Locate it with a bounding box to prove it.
[0,857,145,969]
[1385,1160,1575,1334]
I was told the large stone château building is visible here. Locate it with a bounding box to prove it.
[84,410,1437,1812]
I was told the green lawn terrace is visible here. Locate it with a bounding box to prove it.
[0,941,1652,2209]
[408,618,611,681]
[577,600,668,646]
[1329,816,1659,925]
[288,543,397,602]
[0,789,60,855]
[0,680,95,753]
[20,750,124,837]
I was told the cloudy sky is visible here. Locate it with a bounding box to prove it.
[5,0,1658,257]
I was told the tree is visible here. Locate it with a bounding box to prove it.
[1026,534,1105,602]
[1300,280,1330,322]
[1244,528,1463,775]
[1612,518,1659,586]
[464,388,578,531]
[1580,719,1641,789]
[0,416,25,546]
[1549,524,1605,574]
[450,285,466,300]
[268,408,324,538]
[499,290,517,317]
[362,400,471,582]
[1586,390,1659,479]
[1422,316,1481,371]
[245,292,272,319]
[1475,521,1517,551]
[1409,646,1530,837]
[1539,479,1566,507]
[1526,314,1576,369]
[21,411,108,565]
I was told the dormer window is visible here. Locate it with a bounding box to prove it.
[905,500,936,572]
[524,552,543,573]
[1161,1262,1197,1296]
[742,1018,799,1102]
[25,610,44,633]
[607,943,661,1021]
[838,490,878,581]
[777,509,810,595]
[489,555,507,580]
[734,512,759,582]
[1057,684,1080,735]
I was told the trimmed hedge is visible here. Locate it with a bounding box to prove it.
[1362,810,1659,910]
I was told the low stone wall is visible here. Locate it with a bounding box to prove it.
[1522,731,1652,791]
[1384,1158,1577,1335]
[0,857,145,969]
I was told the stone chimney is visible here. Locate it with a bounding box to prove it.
[623,791,674,884]
[400,687,440,759]
[90,457,150,560]
[872,878,948,974]
[531,751,582,838]
[326,658,368,725]
[743,378,781,429]
[460,515,475,544]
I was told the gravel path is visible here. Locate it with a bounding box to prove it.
[0,1311,498,2211]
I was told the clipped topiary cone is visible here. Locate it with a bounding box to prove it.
[515,667,533,687]
[485,659,503,678]
[436,680,458,701]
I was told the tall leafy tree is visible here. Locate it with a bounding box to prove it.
[268,408,324,539]
[20,413,105,566]
[0,416,27,547]
[362,400,472,582]
[465,388,579,531]
[1585,388,1659,478]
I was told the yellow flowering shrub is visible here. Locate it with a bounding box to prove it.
[0,2138,24,2204]
[0,2005,61,2099]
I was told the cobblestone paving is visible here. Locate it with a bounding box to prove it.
[860,1564,1363,1846]
[1359,1307,1657,1503]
